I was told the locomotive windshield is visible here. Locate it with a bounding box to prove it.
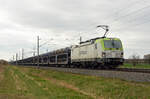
[104,40,122,48]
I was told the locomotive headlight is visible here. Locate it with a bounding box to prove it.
[102,52,106,57]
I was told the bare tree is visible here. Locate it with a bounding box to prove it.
[146,57,150,64]
[144,54,150,64]
[130,54,140,66]
[148,58,150,64]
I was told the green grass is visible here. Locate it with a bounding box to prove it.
[119,63,150,69]
[0,66,92,99]
[1,65,150,99]
[33,68,150,99]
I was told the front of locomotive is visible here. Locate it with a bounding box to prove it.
[100,38,124,66]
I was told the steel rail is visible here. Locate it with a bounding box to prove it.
[18,65,150,74]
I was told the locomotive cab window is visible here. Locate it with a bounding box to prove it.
[104,40,122,49]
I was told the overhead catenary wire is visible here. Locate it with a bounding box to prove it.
[106,0,149,22]
[113,0,147,14]
[110,4,150,25]
[39,38,54,47]
[113,17,150,32]
[82,0,149,31]
[110,4,150,31]
[86,0,150,35]
[89,2,150,35]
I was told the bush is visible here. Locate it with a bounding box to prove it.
[0,60,8,65]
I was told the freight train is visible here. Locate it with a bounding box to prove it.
[12,26,124,69]
[13,37,124,69]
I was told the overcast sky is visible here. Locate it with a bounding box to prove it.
[0,0,150,61]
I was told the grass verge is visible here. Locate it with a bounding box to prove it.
[1,65,150,99]
[0,66,91,99]
[19,66,150,99]
[119,63,150,69]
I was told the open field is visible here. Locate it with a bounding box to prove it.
[0,65,150,99]
[120,63,150,69]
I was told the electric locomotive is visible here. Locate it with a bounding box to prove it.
[71,37,124,68]
[71,25,124,68]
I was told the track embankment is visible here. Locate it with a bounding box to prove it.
[115,68,150,73]
[37,67,150,82]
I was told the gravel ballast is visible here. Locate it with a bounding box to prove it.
[45,67,150,82]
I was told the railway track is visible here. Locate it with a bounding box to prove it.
[22,65,150,74]
[19,65,150,82]
[113,68,150,73]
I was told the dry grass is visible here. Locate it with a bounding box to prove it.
[34,71,102,99]
[6,66,91,99]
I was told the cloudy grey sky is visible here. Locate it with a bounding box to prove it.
[0,0,150,61]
